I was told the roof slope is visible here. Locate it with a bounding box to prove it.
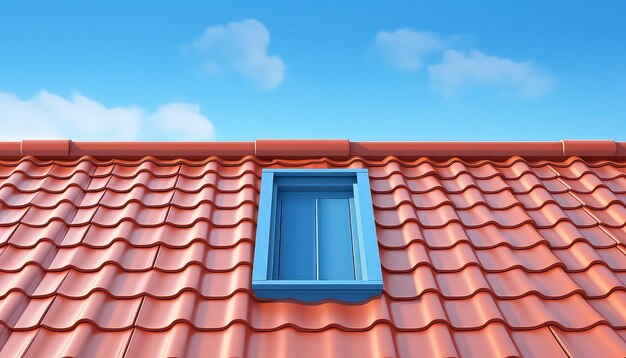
[0,147,625,357]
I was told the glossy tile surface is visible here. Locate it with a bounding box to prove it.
[0,155,625,357]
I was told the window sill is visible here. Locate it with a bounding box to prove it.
[252,280,383,302]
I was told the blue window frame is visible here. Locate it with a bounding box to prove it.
[252,169,383,302]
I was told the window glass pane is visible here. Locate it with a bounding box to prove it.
[278,197,316,279]
[317,198,355,280]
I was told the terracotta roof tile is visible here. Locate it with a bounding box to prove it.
[81,221,254,249]
[154,242,253,272]
[0,204,28,225]
[0,292,55,329]
[7,223,89,248]
[21,203,98,226]
[0,154,625,356]
[105,171,178,192]
[100,187,174,208]
[552,324,626,357]
[0,265,67,297]
[3,325,132,358]
[41,292,143,330]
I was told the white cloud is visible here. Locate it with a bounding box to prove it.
[0,90,215,141]
[149,103,214,140]
[375,28,554,98]
[428,50,555,98]
[374,29,444,71]
[186,19,284,90]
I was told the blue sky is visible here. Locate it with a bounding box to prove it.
[0,1,624,141]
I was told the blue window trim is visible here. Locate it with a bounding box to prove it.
[252,169,383,302]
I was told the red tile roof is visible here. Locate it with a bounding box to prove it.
[0,139,625,357]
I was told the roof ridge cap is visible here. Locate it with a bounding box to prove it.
[0,139,623,160]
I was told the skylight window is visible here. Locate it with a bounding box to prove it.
[252,169,383,302]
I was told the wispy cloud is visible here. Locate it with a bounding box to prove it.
[185,19,284,90]
[428,50,554,98]
[0,91,215,140]
[375,28,554,98]
[374,29,443,71]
